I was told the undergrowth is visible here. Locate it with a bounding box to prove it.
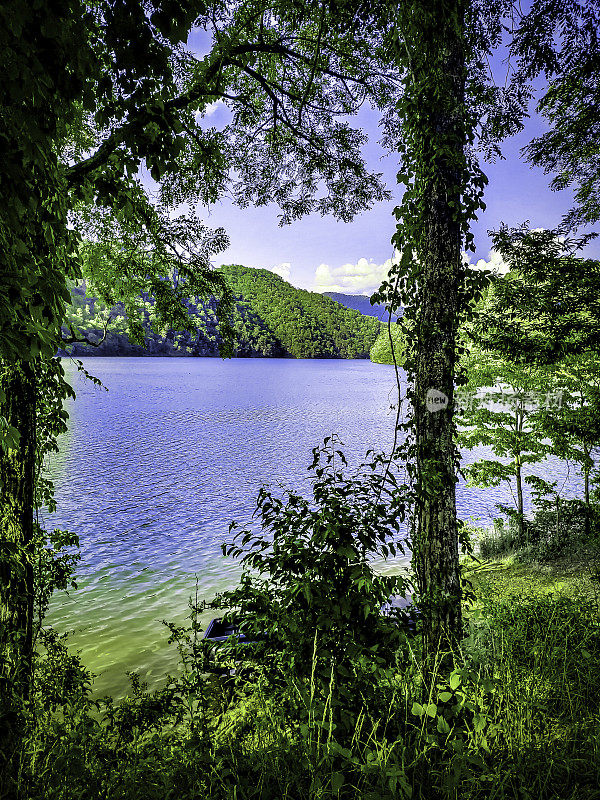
[4,443,600,800]
[5,584,600,800]
[477,499,600,564]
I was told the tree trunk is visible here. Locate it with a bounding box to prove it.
[0,360,37,785]
[515,456,524,541]
[410,1,466,658]
[583,440,591,507]
[583,441,590,538]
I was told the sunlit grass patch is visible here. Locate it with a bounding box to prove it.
[464,550,600,601]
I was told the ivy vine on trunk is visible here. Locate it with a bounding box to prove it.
[0,361,36,774]
[374,0,490,660]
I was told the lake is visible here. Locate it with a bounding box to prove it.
[45,357,581,696]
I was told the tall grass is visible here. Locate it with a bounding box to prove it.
[478,503,600,563]
[5,585,600,800]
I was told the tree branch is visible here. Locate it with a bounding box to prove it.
[64,37,372,188]
[227,59,327,149]
[65,41,294,187]
[61,312,115,347]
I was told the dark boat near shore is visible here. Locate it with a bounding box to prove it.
[204,594,421,646]
[203,617,252,643]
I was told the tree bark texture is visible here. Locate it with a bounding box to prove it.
[410,1,466,658]
[0,360,37,782]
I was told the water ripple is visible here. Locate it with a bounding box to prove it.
[45,358,583,696]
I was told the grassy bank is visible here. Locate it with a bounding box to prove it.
[4,518,600,800]
[465,547,600,601]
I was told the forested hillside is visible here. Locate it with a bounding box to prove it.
[221,265,380,357]
[60,265,381,359]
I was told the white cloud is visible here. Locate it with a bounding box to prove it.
[194,100,224,120]
[313,249,513,295]
[268,262,292,281]
[466,249,510,275]
[313,253,399,295]
[205,100,223,116]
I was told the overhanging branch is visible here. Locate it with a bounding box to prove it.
[61,312,115,347]
[64,38,373,188]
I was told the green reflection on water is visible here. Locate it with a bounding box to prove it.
[45,561,244,698]
[46,555,411,699]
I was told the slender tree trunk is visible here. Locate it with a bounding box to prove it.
[0,360,37,785]
[583,440,591,538]
[583,441,591,507]
[515,455,524,541]
[513,402,525,541]
[410,1,466,658]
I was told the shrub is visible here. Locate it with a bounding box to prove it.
[207,437,413,740]
[479,500,600,562]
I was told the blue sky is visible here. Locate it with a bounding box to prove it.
[182,27,598,296]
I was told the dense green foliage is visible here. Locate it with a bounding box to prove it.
[472,228,600,366]
[461,250,600,537]
[209,438,410,741]
[1,1,396,785]
[0,0,92,364]
[477,500,600,562]
[61,265,381,359]
[5,1,600,798]
[513,0,600,230]
[8,544,600,800]
[369,324,406,365]
[220,266,380,358]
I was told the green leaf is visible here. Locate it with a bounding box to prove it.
[436,715,451,734]
[411,701,424,716]
[473,713,487,732]
[449,671,461,690]
[331,772,345,793]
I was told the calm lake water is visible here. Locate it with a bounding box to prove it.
[45,358,582,696]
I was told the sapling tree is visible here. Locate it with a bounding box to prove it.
[537,353,600,512]
[464,241,600,542]
[457,350,555,541]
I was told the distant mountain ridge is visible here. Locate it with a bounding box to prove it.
[61,265,381,359]
[323,292,398,322]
